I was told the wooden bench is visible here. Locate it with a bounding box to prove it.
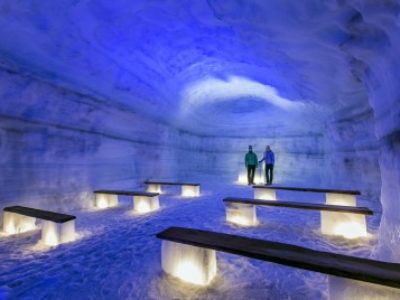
[253,185,361,206]
[94,190,160,213]
[223,197,372,238]
[156,226,400,298]
[3,206,76,246]
[144,180,200,197]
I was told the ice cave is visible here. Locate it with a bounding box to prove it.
[0,0,400,299]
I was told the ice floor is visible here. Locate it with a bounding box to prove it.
[0,182,380,300]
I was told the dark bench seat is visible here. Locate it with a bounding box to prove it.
[253,185,361,195]
[4,206,75,223]
[253,185,361,206]
[94,190,160,212]
[223,197,371,238]
[3,206,76,246]
[223,198,373,215]
[94,190,159,197]
[156,226,400,292]
[144,180,200,186]
[145,180,200,197]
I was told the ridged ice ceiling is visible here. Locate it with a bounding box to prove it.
[0,0,389,136]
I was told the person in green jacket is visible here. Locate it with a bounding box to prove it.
[245,145,258,185]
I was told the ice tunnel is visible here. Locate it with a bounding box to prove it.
[0,0,400,299]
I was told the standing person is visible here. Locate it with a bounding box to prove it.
[259,145,275,185]
[245,145,258,185]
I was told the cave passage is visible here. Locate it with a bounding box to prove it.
[0,1,399,299]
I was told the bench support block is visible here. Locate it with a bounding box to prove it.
[133,195,159,214]
[181,185,200,197]
[3,211,36,234]
[237,172,246,184]
[326,193,356,206]
[225,203,257,226]
[147,184,162,194]
[321,211,367,239]
[254,188,276,201]
[161,240,217,286]
[95,193,118,209]
[42,220,76,246]
[329,275,400,299]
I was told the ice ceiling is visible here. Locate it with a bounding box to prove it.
[0,0,382,136]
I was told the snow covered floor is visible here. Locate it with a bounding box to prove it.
[0,182,380,299]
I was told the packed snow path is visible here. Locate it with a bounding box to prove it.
[0,182,380,299]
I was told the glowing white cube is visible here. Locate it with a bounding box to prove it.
[161,240,217,286]
[41,220,76,246]
[225,202,258,226]
[181,185,200,197]
[329,275,400,299]
[326,193,356,206]
[320,211,367,239]
[147,184,162,193]
[95,193,118,209]
[133,195,160,214]
[237,172,247,185]
[237,172,263,185]
[3,211,36,234]
[254,188,277,201]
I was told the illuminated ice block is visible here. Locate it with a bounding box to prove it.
[225,202,257,226]
[133,195,160,214]
[237,172,247,185]
[3,211,36,234]
[326,193,356,206]
[161,240,217,286]
[41,219,76,246]
[254,188,276,200]
[329,276,400,299]
[237,172,263,185]
[147,184,162,193]
[95,193,118,209]
[320,211,367,239]
[181,185,200,197]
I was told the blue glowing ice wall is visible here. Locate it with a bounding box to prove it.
[0,0,399,260]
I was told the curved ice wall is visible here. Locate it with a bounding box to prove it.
[0,1,399,260]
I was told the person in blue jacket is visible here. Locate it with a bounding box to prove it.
[259,145,275,185]
[245,145,258,185]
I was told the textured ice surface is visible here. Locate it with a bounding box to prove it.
[0,0,399,280]
[0,183,380,299]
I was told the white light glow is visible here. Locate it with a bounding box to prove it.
[181,76,304,116]
[321,211,367,239]
[225,203,258,226]
[254,188,277,200]
[326,193,356,206]
[136,201,152,213]
[147,184,162,194]
[254,175,264,185]
[237,173,247,185]
[333,221,367,239]
[237,172,264,185]
[161,241,217,286]
[228,214,254,226]
[42,222,59,246]
[133,196,159,214]
[3,212,36,235]
[41,220,76,246]
[175,260,207,285]
[181,185,200,197]
[95,193,118,209]
[96,197,108,209]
